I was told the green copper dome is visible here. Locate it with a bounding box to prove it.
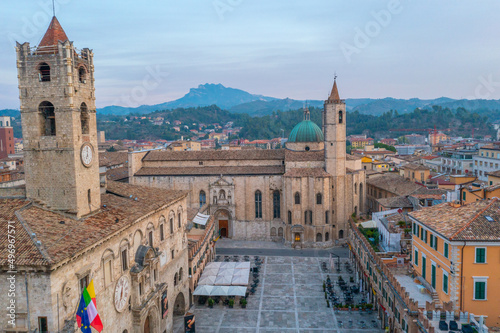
[288,120,324,143]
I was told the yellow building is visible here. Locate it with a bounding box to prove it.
[399,163,431,184]
[487,170,500,186]
[409,200,500,328]
[460,183,500,204]
[350,137,374,148]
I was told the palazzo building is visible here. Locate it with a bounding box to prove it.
[129,81,366,248]
[0,17,189,333]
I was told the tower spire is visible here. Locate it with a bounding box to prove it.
[303,102,310,121]
[328,75,341,103]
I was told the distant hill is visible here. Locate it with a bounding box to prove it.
[0,109,20,118]
[3,82,500,120]
[98,83,277,115]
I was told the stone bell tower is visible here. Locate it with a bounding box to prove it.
[16,16,100,218]
[324,78,347,230]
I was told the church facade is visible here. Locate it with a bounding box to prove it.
[0,17,190,333]
[129,81,366,248]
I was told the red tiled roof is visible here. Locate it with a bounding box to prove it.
[284,168,330,178]
[38,16,69,48]
[135,166,284,176]
[0,199,49,267]
[0,182,187,266]
[410,199,500,240]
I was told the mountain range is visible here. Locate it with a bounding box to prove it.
[2,83,500,118]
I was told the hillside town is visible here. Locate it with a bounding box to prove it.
[1,4,500,333]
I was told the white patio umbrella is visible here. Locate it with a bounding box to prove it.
[214,274,233,285]
[202,267,219,276]
[205,262,222,269]
[218,262,232,269]
[210,286,230,296]
[198,275,216,285]
[218,268,235,277]
[231,274,249,286]
[193,285,214,296]
[227,286,247,296]
[233,269,249,277]
[235,262,250,269]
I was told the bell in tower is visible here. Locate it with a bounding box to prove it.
[16,16,100,218]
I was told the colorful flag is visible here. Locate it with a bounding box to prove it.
[76,280,103,332]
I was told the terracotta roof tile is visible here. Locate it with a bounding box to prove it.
[135,166,284,176]
[367,173,422,196]
[401,163,430,170]
[38,16,69,51]
[0,199,49,267]
[144,149,285,161]
[409,199,500,241]
[99,152,128,168]
[284,168,330,178]
[9,181,187,266]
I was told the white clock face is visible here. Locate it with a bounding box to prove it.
[81,144,93,167]
[114,276,130,312]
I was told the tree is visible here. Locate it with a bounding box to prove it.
[375,143,397,152]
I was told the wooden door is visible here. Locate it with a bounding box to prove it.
[219,220,228,237]
[144,316,150,333]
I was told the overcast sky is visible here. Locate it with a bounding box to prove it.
[1,0,500,108]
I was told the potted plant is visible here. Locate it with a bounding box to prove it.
[366,303,373,309]
[240,298,247,309]
[228,299,234,308]
[208,298,214,308]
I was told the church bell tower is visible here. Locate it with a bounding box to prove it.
[16,16,100,218]
[324,78,346,228]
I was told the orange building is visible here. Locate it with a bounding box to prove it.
[409,200,500,328]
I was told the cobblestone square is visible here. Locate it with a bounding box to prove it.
[173,255,385,333]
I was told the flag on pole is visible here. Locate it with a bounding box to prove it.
[76,279,103,332]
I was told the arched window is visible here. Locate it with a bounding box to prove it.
[38,62,50,82]
[316,233,322,242]
[174,273,178,286]
[316,193,322,205]
[325,232,329,242]
[354,206,357,215]
[354,183,357,195]
[273,190,280,219]
[255,190,262,219]
[39,101,56,136]
[179,268,183,282]
[339,229,344,239]
[170,217,174,234]
[339,111,343,124]
[359,183,364,211]
[304,210,312,225]
[325,211,329,224]
[270,227,277,236]
[80,102,89,135]
[178,212,181,229]
[294,192,300,205]
[287,210,292,225]
[278,227,283,237]
[199,190,206,208]
[78,66,87,83]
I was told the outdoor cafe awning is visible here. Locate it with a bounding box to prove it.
[193,285,247,297]
[192,212,211,226]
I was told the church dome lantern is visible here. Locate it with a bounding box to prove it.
[286,107,324,151]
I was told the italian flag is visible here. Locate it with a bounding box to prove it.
[76,280,103,332]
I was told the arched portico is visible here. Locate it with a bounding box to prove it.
[214,208,232,238]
